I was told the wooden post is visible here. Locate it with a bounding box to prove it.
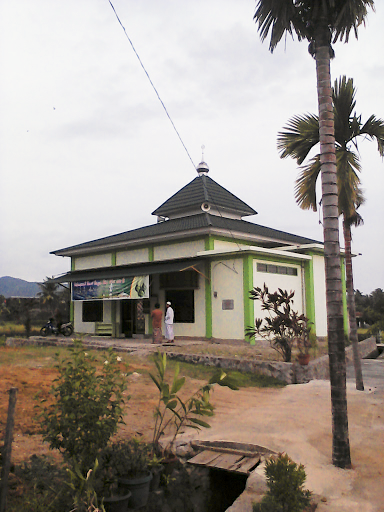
[0,387,18,512]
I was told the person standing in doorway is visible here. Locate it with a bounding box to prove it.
[151,303,163,344]
[164,301,174,343]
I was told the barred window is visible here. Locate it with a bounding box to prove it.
[257,263,297,276]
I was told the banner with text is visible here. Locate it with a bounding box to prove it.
[72,275,149,301]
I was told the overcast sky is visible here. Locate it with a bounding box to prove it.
[0,0,383,294]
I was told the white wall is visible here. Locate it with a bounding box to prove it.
[213,240,241,251]
[211,259,244,340]
[154,240,205,261]
[73,301,95,334]
[252,260,304,321]
[312,255,327,337]
[116,247,149,266]
[74,253,112,270]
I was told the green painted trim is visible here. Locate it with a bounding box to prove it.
[148,245,154,262]
[111,252,116,266]
[70,259,75,322]
[205,260,212,338]
[243,254,255,345]
[340,258,349,337]
[304,259,316,336]
[205,235,214,251]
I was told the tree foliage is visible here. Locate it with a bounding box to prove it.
[37,341,129,472]
[355,288,384,327]
[246,284,311,363]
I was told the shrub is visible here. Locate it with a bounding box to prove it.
[149,352,215,456]
[37,340,129,472]
[246,285,311,362]
[253,453,312,512]
[9,455,72,512]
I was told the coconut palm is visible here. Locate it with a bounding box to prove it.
[37,277,60,311]
[254,1,375,468]
[278,76,384,393]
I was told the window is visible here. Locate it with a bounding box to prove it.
[257,263,298,276]
[166,290,194,323]
[82,301,103,322]
[160,270,199,289]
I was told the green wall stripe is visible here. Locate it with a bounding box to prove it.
[340,258,349,337]
[148,246,154,262]
[304,258,316,336]
[205,260,212,338]
[243,255,254,345]
[205,235,214,251]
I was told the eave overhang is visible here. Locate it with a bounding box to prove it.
[49,256,208,284]
[197,246,312,262]
[51,226,314,259]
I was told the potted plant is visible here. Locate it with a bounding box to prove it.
[148,452,164,491]
[246,284,311,364]
[68,458,131,512]
[296,328,311,365]
[148,352,219,474]
[104,439,152,509]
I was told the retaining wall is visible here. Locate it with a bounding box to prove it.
[5,336,378,385]
[166,337,378,384]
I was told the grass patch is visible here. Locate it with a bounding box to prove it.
[0,345,75,368]
[145,354,286,389]
[0,322,41,337]
[0,344,285,388]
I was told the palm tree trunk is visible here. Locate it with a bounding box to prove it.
[343,219,364,391]
[315,36,351,468]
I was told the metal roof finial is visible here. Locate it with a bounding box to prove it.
[196,145,209,176]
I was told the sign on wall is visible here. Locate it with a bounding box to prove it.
[72,275,149,301]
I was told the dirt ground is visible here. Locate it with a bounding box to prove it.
[1,346,384,511]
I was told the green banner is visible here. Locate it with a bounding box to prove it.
[72,275,149,301]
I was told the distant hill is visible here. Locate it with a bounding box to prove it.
[0,276,40,298]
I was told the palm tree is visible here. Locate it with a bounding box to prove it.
[254,1,375,468]
[278,76,384,393]
[37,277,59,312]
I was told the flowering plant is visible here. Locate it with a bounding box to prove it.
[37,340,129,472]
[246,284,311,362]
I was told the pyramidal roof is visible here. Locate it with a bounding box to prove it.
[152,164,257,219]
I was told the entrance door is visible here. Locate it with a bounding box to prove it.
[121,300,145,337]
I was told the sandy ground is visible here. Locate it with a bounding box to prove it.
[1,344,383,511]
[183,380,384,512]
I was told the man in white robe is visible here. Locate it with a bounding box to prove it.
[164,301,174,343]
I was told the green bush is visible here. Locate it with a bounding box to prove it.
[9,455,72,512]
[253,453,312,512]
[36,340,129,472]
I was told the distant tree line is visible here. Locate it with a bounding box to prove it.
[355,288,384,333]
[0,278,70,332]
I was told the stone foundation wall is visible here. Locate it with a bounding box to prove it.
[5,336,378,385]
[166,337,378,384]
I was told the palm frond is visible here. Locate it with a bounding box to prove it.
[359,115,384,157]
[336,147,364,218]
[254,0,306,52]
[294,156,321,211]
[277,113,319,164]
[331,0,375,43]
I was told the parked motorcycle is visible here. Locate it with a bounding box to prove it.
[40,319,74,337]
